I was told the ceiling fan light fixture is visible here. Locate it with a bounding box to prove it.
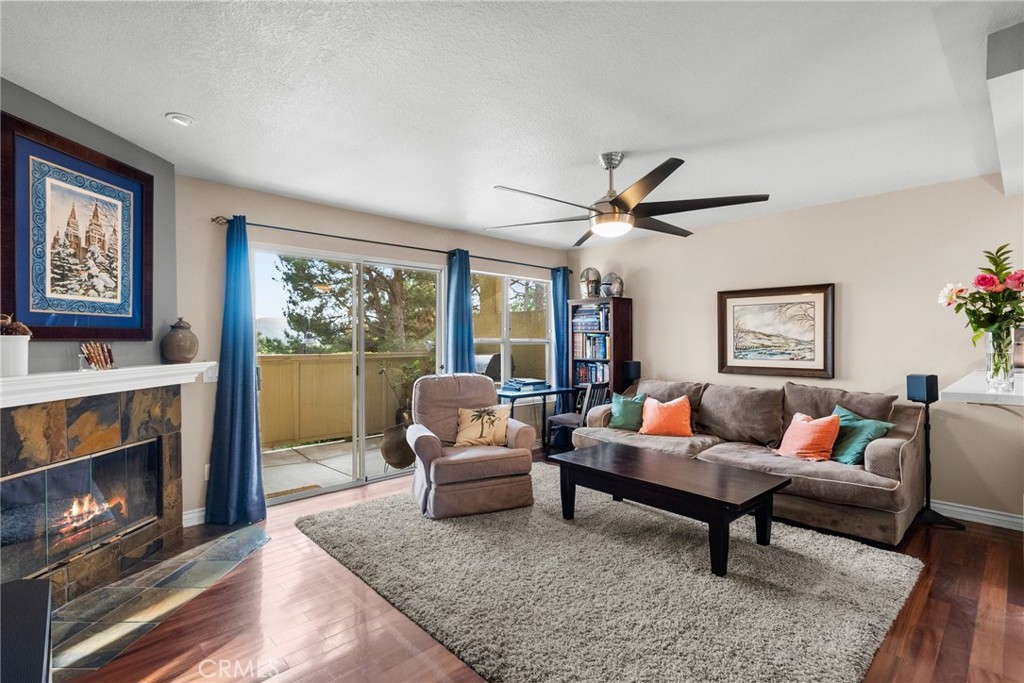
[590,211,634,238]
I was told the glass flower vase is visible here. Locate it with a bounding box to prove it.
[985,328,1015,393]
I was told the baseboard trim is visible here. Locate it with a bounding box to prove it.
[931,500,1023,532]
[182,507,206,528]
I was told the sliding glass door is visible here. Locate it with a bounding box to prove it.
[253,247,439,503]
[361,261,439,480]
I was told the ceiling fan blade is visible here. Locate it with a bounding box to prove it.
[610,158,684,212]
[633,194,770,218]
[495,185,596,213]
[573,230,594,248]
[483,215,592,231]
[635,216,693,238]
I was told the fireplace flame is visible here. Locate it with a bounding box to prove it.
[58,493,109,534]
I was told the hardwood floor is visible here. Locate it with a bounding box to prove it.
[76,472,1022,682]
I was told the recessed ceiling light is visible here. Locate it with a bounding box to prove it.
[165,112,194,127]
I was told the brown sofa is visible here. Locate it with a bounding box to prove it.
[571,379,925,545]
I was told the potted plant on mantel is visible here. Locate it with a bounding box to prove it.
[0,314,32,377]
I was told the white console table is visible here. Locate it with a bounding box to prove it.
[939,371,1024,407]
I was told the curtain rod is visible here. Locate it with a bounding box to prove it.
[210,216,558,272]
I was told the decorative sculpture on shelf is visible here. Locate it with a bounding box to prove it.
[600,272,624,297]
[580,268,601,298]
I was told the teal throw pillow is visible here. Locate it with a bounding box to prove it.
[609,393,647,431]
[830,404,894,465]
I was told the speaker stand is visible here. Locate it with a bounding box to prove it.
[916,402,966,531]
[915,506,966,529]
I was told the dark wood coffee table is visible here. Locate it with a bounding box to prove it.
[549,443,791,577]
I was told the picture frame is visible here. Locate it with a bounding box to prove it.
[717,283,835,378]
[1,113,153,340]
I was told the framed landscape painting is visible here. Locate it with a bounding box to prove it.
[717,283,835,378]
[1,113,153,340]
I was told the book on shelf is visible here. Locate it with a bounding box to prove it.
[573,362,609,385]
[572,332,608,360]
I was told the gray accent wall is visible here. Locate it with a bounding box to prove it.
[1,79,177,371]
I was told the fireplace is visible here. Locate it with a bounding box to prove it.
[1,383,187,605]
[1,440,161,583]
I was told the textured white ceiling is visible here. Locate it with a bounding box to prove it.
[2,1,1021,249]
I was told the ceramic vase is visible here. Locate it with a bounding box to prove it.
[160,317,199,364]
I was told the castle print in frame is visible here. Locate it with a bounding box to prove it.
[2,113,153,340]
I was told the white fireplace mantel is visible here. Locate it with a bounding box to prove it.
[0,362,217,408]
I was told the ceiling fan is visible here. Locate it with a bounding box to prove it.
[484,152,769,247]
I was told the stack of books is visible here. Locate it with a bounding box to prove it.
[570,306,608,331]
[501,378,551,392]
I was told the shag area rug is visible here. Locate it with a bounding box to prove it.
[296,465,922,683]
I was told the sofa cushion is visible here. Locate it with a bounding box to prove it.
[783,382,896,423]
[696,442,906,512]
[639,395,693,437]
[831,405,894,466]
[696,384,785,447]
[609,393,646,430]
[432,445,533,485]
[455,404,510,446]
[571,427,724,457]
[775,413,841,461]
[636,379,707,429]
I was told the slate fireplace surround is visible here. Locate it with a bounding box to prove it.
[0,385,185,606]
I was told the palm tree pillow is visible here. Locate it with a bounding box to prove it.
[455,404,512,446]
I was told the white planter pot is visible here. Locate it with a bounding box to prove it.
[0,336,30,377]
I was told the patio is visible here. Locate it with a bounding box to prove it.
[262,435,409,499]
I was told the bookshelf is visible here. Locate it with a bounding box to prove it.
[569,297,633,395]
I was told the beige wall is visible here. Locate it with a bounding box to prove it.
[175,176,567,513]
[570,174,1023,516]
[177,173,1023,517]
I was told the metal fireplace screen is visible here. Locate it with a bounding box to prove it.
[0,439,161,582]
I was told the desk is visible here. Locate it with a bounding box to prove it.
[940,371,1024,408]
[497,386,576,452]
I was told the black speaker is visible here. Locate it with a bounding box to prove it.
[907,374,938,404]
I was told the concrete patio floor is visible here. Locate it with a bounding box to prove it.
[261,436,410,499]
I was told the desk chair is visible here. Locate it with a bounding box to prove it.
[545,382,609,455]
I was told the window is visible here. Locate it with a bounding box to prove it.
[471,273,551,384]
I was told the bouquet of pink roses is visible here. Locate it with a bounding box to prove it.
[939,244,1024,343]
[939,244,1023,390]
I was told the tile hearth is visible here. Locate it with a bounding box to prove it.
[49,524,269,682]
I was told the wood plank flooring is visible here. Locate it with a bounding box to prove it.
[76,471,1022,682]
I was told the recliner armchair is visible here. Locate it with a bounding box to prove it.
[407,374,535,519]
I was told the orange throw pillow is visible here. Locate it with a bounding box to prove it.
[775,413,840,461]
[639,395,693,437]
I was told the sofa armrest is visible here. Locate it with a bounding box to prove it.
[506,418,537,450]
[863,404,923,481]
[586,404,612,428]
[407,423,444,467]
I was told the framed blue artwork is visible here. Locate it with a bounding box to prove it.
[2,113,153,340]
